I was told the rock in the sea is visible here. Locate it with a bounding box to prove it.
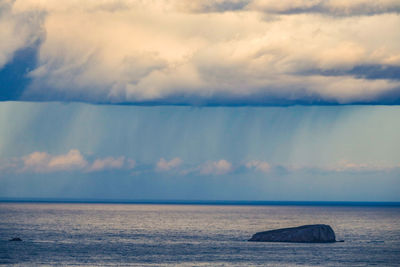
[9,237,22,241]
[248,224,336,243]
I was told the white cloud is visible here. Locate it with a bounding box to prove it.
[1,150,399,175]
[283,160,400,173]
[246,160,271,173]
[200,159,233,175]
[0,0,398,105]
[323,160,400,172]
[88,156,128,172]
[15,150,134,173]
[22,149,87,173]
[47,149,87,171]
[156,157,182,172]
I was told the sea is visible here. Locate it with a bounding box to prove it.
[0,202,399,266]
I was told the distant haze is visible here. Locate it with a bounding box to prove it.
[0,102,399,201]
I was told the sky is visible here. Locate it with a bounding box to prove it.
[0,0,399,201]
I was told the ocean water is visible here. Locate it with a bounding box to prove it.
[0,203,399,266]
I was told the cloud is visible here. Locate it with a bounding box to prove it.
[161,0,400,15]
[200,159,233,175]
[322,160,400,172]
[283,160,400,173]
[246,160,271,173]
[22,149,87,173]
[177,0,250,13]
[247,0,400,16]
[156,157,182,172]
[0,157,18,171]
[0,0,399,105]
[1,151,399,176]
[2,150,135,173]
[88,156,133,172]
[0,0,43,69]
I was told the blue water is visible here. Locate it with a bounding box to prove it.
[1,203,400,266]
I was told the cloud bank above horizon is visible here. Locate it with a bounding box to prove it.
[1,148,399,176]
[1,102,400,201]
[1,0,400,106]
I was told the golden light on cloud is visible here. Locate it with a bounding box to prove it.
[1,0,400,105]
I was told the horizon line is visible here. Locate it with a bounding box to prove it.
[2,100,400,108]
[1,198,399,207]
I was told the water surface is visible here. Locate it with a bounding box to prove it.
[1,203,399,266]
